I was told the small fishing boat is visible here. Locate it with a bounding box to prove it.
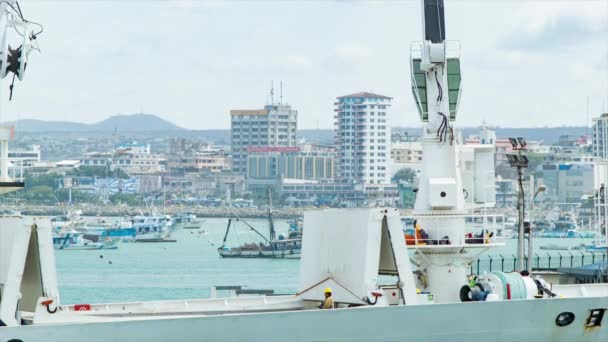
[53,230,118,250]
[218,188,301,259]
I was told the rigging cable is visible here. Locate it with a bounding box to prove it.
[434,68,443,102]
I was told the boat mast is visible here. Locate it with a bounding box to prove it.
[267,186,275,241]
[220,218,232,248]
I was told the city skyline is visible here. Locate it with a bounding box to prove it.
[0,0,605,130]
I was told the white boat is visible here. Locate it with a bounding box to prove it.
[173,213,204,229]
[539,243,583,251]
[52,229,118,250]
[1,1,608,341]
[131,215,174,242]
[50,209,85,230]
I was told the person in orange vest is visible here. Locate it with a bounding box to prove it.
[414,220,427,245]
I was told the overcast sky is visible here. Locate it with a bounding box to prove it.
[0,0,606,129]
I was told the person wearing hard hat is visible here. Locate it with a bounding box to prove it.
[320,287,334,309]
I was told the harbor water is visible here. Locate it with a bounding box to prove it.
[56,217,602,305]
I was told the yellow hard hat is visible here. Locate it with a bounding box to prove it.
[324,287,332,294]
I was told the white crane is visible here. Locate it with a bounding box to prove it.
[0,0,41,188]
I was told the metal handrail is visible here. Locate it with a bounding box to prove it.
[469,251,608,274]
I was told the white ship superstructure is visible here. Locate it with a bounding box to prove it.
[1,1,608,341]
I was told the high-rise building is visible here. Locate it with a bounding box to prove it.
[334,92,392,185]
[592,113,608,159]
[230,104,298,174]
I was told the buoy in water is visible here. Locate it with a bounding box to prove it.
[99,255,104,259]
[108,261,112,264]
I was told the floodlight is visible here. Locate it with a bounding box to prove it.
[517,137,527,148]
[506,154,519,167]
[508,138,518,149]
[520,155,529,167]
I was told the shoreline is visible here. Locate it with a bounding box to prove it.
[5,204,305,219]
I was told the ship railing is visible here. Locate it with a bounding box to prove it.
[470,251,608,275]
[406,215,504,247]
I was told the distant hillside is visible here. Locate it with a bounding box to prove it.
[95,114,182,131]
[9,114,183,132]
[12,119,89,132]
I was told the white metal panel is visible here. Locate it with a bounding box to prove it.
[0,216,30,326]
[26,217,60,303]
[474,146,496,204]
[0,217,21,285]
[299,209,384,303]
[384,211,418,305]
[429,177,457,208]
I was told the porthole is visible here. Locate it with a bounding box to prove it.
[555,312,575,327]
[440,191,447,198]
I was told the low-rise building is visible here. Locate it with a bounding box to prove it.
[538,163,594,203]
[390,141,422,164]
[246,148,335,181]
[80,152,112,168]
[8,145,41,167]
[167,148,230,176]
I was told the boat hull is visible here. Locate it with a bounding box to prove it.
[218,249,301,259]
[3,297,607,342]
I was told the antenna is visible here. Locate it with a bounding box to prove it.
[270,80,274,105]
[280,80,283,105]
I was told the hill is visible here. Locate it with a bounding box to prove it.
[9,114,183,132]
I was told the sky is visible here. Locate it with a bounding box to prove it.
[0,0,606,130]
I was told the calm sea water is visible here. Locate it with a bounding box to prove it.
[56,217,596,305]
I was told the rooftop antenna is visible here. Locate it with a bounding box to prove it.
[270,80,274,105]
[280,80,283,105]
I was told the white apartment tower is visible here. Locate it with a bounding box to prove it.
[593,113,608,159]
[335,92,392,185]
[231,104,298,174]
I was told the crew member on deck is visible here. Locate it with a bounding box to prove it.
[321,287,334,309]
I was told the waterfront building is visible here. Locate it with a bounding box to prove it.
[334,92,392,186]
[112,149,165,174]
[246,148,335,181]
[80,152,112,168]
[230,103,298,174]
[592,113,608,159]
[8,145,41,167]
[167,148,230,176]
[538,163,594,203]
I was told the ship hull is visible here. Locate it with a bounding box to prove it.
[3,297,607,342]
